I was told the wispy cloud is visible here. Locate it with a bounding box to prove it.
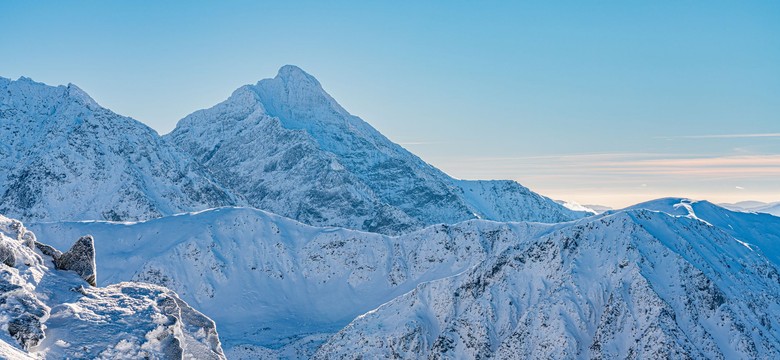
[438,153,780,176]
[591,155,780,176]
[430,152,780,207]
[659,133,780,139]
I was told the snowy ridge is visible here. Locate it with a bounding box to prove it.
[0,76,239,223]
[168,65,587,234]
[721,200,780,217]
[627,198,780,266]
[315,210,780,359]
[0,214,225,359]
[29,207,562,354]
[29,199,780,358]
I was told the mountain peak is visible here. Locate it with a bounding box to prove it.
[1,76,99,109]
[65,83,99,108]
[275,65,319,84]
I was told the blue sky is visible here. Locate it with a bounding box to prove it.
[1,1,778,206]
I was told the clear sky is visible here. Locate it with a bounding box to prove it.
[1,1,778,207]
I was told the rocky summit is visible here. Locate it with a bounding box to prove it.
[168,66,587,235]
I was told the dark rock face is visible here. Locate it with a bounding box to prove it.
[7,314,45,349]
[0,241,15,267]
[54,236,97,286]
[34,241,62,259]
[0,267,49,351]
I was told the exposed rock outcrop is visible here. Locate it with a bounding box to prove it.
[54,235,97,286]
[0,214,226,359]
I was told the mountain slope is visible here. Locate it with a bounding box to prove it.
[0,76,238,223]
[628,198,780,266]
[30,207,561,355]
[721,200,780,217]
[315,210,780,359]
[167,65,586,234]
[30,198,780,358]
[0,214,225,359]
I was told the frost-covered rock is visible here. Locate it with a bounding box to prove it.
[53,235,96,286]
[0,240,15,267]
[168,65,587,234]
[0,214,226,359]
[0,76,239,223]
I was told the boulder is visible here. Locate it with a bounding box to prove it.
[54,236,97,286]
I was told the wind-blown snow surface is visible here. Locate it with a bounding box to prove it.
[0,76,238,223]
[30,201,780,358]
[168,65,586,234]
[0,214,225,359]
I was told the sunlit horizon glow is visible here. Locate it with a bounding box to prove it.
[1,1,778,208]
[427,152,780,208]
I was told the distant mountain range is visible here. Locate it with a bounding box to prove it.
[720,200,780,217]
[1,67,779,358]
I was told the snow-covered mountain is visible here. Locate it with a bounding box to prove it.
[721,200,780,217]
[6,70,780,359]
[0,76,238,223]
[627,198,780,266]
[752,202,780,216]
[30,198,780,358]
[30,207,559,356]
[0,214,225,359]
[315,209,780,358]
[167,65,586,234]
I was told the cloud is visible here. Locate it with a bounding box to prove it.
[736,186,745,190]
[591,155,780,177]
[438,153,780,178]
[661,133,780,139]
[431,152,780,207]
